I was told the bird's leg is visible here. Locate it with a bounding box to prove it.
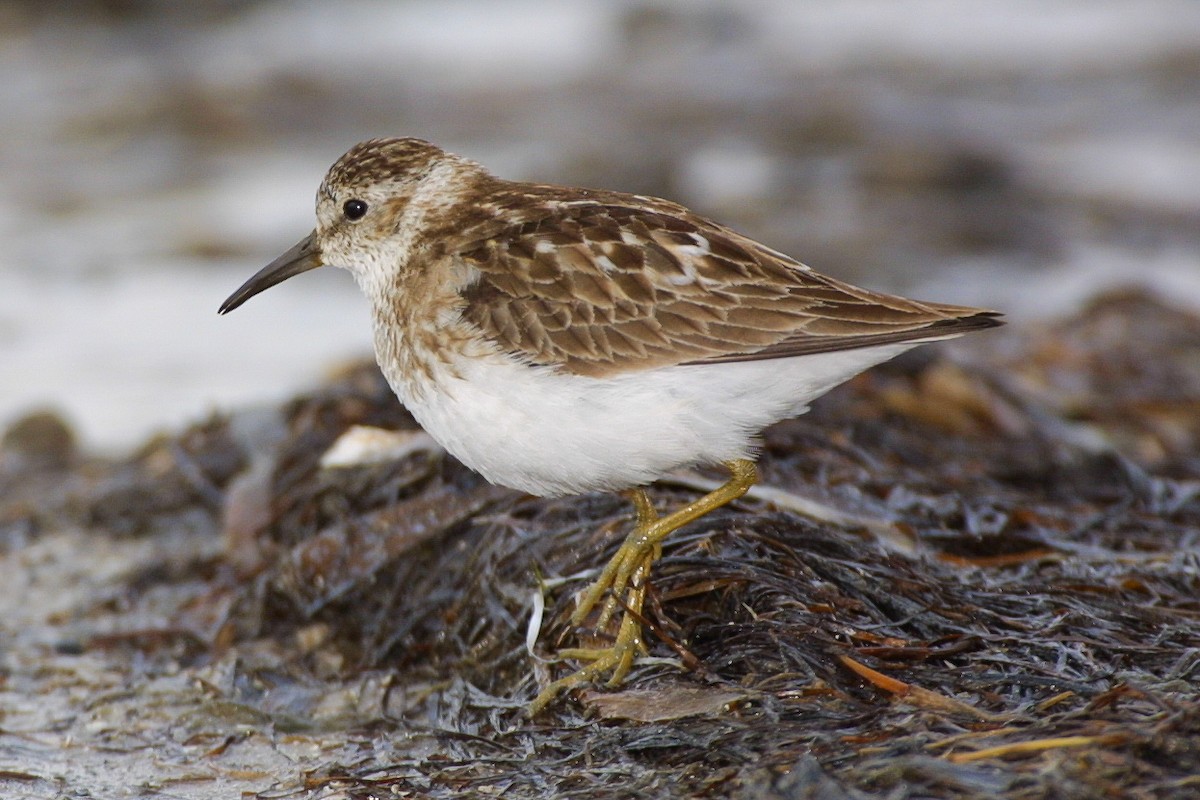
[571,460,757,629]
[531,459,757,713]
[594,487,660,631]
[628,486,659,527]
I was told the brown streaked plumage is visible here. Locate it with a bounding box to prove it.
[455,197,999,377]
[219,137,1003,714]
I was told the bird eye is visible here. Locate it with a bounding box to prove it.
[342,199,368,220]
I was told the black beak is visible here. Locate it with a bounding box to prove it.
[218,232,323,314]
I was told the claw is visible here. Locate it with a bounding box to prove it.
[530,605,645,714]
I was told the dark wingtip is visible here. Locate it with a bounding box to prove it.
[953,310,1006,332]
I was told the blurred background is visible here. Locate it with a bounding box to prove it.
[1,0,1198,453]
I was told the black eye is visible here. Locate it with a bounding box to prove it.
[342,199,368,220]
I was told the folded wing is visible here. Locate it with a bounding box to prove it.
[457,198,1002,378]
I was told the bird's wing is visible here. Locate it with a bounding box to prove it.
[455,200,1001,378]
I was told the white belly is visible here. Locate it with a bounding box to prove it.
[377,343,920,497]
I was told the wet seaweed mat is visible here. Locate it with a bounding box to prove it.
[1,290,1198,798]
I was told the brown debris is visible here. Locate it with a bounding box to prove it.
[839,655,1002,721]
[3,289,1200,798]
[582,683,750,722]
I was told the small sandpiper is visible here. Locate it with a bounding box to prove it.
[220,137,1002,712]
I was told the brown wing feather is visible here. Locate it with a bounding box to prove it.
[457,194,1002,378]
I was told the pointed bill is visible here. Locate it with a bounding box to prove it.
[218,232,323,314]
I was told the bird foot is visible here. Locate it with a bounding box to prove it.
[529,461,757,715]
[571,532,659,631]
[529,603,646,714]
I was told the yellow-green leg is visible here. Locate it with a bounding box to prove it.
[530,459,758,714]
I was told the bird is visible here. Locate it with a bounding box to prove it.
[219,137,1002,712]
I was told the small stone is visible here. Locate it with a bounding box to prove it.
[1,409,77,472]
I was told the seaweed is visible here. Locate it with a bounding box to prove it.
[3,290,1198,798]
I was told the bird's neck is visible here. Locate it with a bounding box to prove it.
[368,272,484,407]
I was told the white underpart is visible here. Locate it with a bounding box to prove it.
[377,339,945,497]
